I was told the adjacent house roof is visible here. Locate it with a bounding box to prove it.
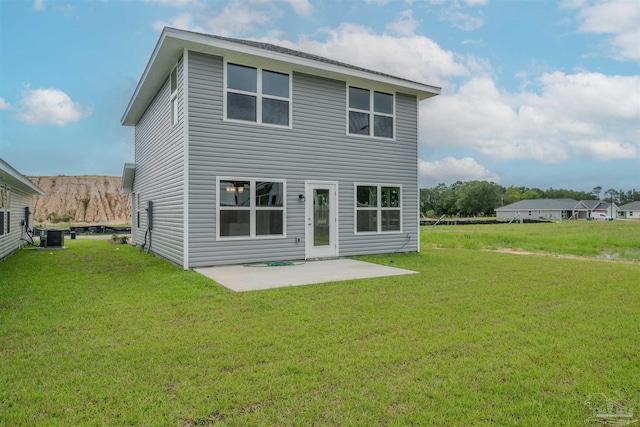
[0,157,45,196]
[122,27,441,126]
[618,201,640,211]
[496,199,580,211]
[496,198,619,212]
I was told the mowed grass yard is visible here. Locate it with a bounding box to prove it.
[1,222,639,426]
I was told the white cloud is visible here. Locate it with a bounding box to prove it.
[419,157,500,185]
[286,0,314,17]
[33,0,44,11]
[144,0,196,6]
[420,72,640,162]
[463,0,488,5]
[255,23,475,86]
[0,98,10,110]
[439,6,485,31]
[386,9,420,36]
[153,12,203,32]
[206,3,270,36]
[18,88,92,126]
[565,0,640,60]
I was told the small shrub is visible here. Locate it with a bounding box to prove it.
[111,235,129,245]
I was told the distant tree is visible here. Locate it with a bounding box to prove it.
[442,181,463,216]
[521,190,540,200]
[541,187,594,200]
[419,181,634,217]
[605,189,619,203]
[455,181,502,216]
[503,187,522,205]
[420,184,447,216]
[591,186,602,199]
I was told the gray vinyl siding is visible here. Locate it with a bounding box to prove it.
[132,57,185,266]
[187,51,419,267]
[0,189,33,262]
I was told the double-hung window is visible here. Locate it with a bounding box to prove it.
[218,178,285,239]
[355,184,401,233]
[136,193,141,229]
[170,66,178,125]
[0,188,9,235]
[348,87,394,138]
[0,188,4,236]
[225,63,291,127]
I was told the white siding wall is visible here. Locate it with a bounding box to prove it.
[0,189,34,262]
[132,57,185,266]
[187,51,419,267]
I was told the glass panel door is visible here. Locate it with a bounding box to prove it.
[305,182,338,259]
[314,189,330,247]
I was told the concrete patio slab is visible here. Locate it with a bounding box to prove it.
[194,259,418,292]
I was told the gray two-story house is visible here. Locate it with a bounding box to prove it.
[121,28,440,269]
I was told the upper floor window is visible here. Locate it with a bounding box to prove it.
[225,63,291,127]
[348,87,394,139]
[170,65,178,126]
[355,184,401,233]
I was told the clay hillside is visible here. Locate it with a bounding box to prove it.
[29,176,131,225]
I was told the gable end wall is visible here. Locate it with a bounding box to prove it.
[132,56,185,266]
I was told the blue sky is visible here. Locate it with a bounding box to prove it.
[1,0,638,192]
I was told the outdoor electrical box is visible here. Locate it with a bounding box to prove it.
[24,206,30,230]
[146,201,153,230]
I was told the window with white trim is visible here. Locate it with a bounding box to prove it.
[0,188,9,235]
[136,193,141,229]
[225,63,291,127]
[0,188,4,236]
[348,87,394,138]
[170,65,178,125]
[218,178,285,239]
[355,185,401,233]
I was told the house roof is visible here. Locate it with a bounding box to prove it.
[496,199,579,211]
[121,163,135,193]
[619,201,640,211]
[0,157,45,196]
[496,198,618,212]
[122,27,441,126]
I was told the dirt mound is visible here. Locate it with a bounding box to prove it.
[29,176,131,225]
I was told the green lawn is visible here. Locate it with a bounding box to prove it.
[423,220,640,261]
[1,223,639,426]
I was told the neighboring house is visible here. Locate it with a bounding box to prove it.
[618,201,640,219]
[0,158,44,262]
[121,28,440,268]
[496,199,581,220]
[495,199,618,221]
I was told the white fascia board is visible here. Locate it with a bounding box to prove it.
[122,27,441,126]
[176,29,441,97]
[121,163,135,193]
[0,157,45,196]
[122,29,170,126]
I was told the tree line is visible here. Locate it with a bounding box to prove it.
[420,181,640,218]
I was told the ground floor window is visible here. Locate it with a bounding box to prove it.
[217,178,285,239]
[355,184,401,233]
[0,188,9,236]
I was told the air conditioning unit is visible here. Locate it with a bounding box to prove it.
[40,229,64,248]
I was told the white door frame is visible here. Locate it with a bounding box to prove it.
[305,181,338,259]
